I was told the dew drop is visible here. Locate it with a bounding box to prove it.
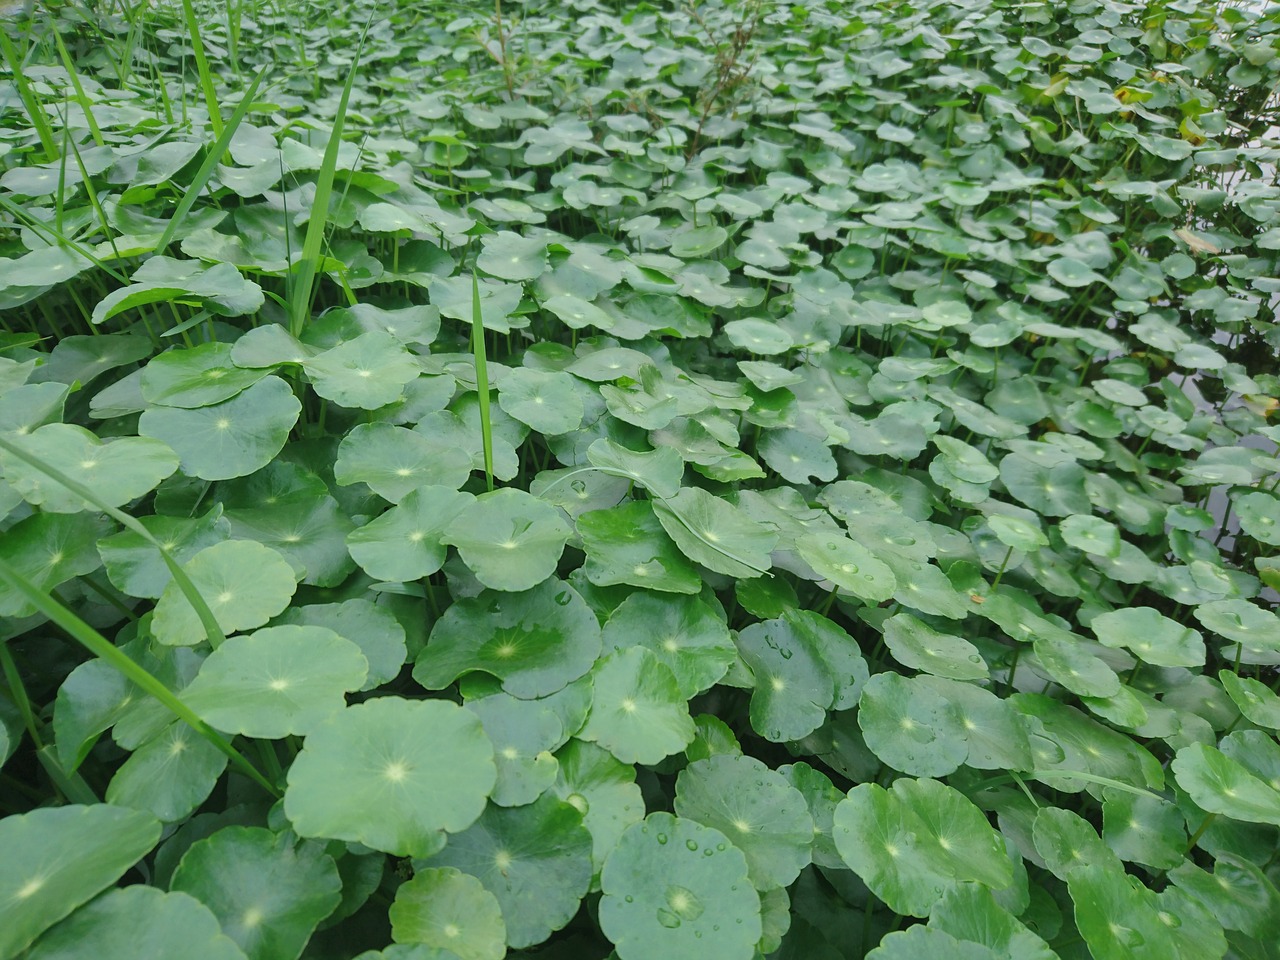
[625,895,634,903]
[554,591,572,606]
[656,908,681,929]
[656,833,668,845]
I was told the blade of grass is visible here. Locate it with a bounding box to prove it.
[179,0,224,137]
[1030,768,1164,801]
[0,194,130,285]
[0,433,227,648]
[0,557,280,798]
[0,28,59,160]
[288,20,370,338]
[51,29,105,147]
[155,65,268,254]
[471,272,495,491]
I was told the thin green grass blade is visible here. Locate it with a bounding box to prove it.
[51,29,105,147]
[180,0,224,137]
[0,557,280,798]
[0,28,59,160]
[288,22,369,338]
[0,433,227,648]
[1031,769,1164,801]
[155,65,268,254]
[0,195,129,284]
[471,272,495,491]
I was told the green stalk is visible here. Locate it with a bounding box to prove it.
[180,0,225,137]
[0,28,59,160]
[0,195,129,285]
[471,273,495,491]
[0,558,280,799]
[51,29,105,147]
[0,434,226,648]
[288,23,369,337]
[155,66,268,254]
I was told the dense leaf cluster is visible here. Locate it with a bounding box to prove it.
[2,0,1280,957]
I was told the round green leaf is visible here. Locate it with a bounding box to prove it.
[346,486,475,582]
[2,423,178,513]
[1193,600,1280,659]
[1067,862,1178,960]
[415,579,601,698]
[674,755,813,892]
[0,804,162,959]
[870,927,1000,960]
[225,495,355,588]
[1060,515,1122,558]
[586,439,684,499]
[25,886,246,960]
[180,626,368,738]
[106,721,228,822]
[858,672,966,777]
[304,331,421,410]
[390,867,506,960]
[737,610,868,743]
[1091,607,1205,668]
[578,647,696,765]
[274,599,407,691]
[477,232,547,281]
[334,423,472,503]
[758,430,837,485]
[987,514,1048,553]
[796,532,897,602]
[929,884,1055,960]
[1236,491,1280,546]
[723,318,793,355]
[578,501,702,595]
[599,812,762,960]
[139,376,301,481]
[670,223,728,258]
[497,368,584,435]
[170,826,341,960]
[1048,257,1104,287]
[284,698,497,856]
[602,592,735,698]
[1220,669,1280,730]
[998,456,1091,517]
[1101,791,1185,870]
[441,488,572,591]
[551,739,645,877]
[140,342,269,408]
[464,693,562,807]
[883,613,988,680]
[1172,743,1280,827]
[834,778,1011,918]
[151,540,298,646]
[98,506,231,600]
[651,487,777,579]
[542,293,612,331]
[423,792,593,949]
[1031,631,1120,698]
[0,512,111,618]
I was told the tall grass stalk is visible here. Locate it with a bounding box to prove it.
[287,21,369,337]
[180,0,225,136]
[0,558,280,797]
[51,29,105,147]
[155,66,268,254]
[0,28,59,160]
[471,273,496,491]
[0,434,228,648]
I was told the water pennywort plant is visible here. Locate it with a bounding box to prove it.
[2,0,1280,957]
